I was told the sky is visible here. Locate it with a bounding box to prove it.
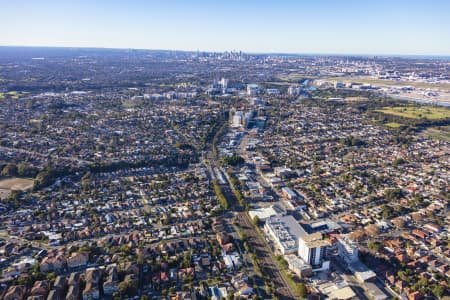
[1,0,450,56]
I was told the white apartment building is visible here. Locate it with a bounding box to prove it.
[336,235,359,264]
[298,232,328,266]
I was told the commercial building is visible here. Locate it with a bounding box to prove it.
[284,254,312,277]
[364,282,388,300]
[247,84,260,96]
[248,205,285,222]
[244,111,253,127]
[348,261,376,282]
[264,215,330,270]
[288,85,301,96]
[335,82,346,88]
[281,186,298,200]
[264,215,306,255]
[266,88,280,95]
[328,286,358,300]
[232,110,254,128]
[317,281,357,300]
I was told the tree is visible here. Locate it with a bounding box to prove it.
[1,163,17,177]
[397,270,408,281]
[120,245,132,256]
[46,272,57,281]
[393,157,407,166]
[137,253,145,265]
[297,282,307,298]
[367,241,382,253]
[381,204,394,219]
[3,190,22,209]
[342,136,366,147]
[213,180,228,209]
[222,154,245,166]
[118,279,138,297]
[17,162,38,178]
[118,281,128,295]
[431,285,445,299]
[385,188,402,202]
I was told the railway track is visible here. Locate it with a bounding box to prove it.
[235,211,297,300]
[217,181,297,299]
[204,130,297,299]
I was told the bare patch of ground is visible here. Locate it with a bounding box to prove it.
[0,178,34,191]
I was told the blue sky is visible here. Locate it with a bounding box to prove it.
[1,0,450,55]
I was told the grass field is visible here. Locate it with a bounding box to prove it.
[384,122,403,128]
[423,126,450,141]
[0,91,28,100]
[375,106,450,120]
[277,74,318,82]
[264,81,293,86]
[345,96,369,102]
[0,178,34,191]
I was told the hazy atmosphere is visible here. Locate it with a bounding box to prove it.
[1,0,450,55]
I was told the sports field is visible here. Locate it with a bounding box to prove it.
[375,106,450,120]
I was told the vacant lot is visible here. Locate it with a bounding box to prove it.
[0,178,34,191]
[375,106,450,120]
[0,189,11,200]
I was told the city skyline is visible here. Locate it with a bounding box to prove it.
[1,0,450,56]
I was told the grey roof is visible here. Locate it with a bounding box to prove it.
[268,215,307,238]
[364,282,388,300]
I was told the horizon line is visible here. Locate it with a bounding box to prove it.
[1,44,450,60]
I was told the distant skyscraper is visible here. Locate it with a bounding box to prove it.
[220,78,228,93]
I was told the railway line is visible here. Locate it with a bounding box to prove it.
[203,122,297,299]
[206,160,296,298]
[234,210,297,300]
